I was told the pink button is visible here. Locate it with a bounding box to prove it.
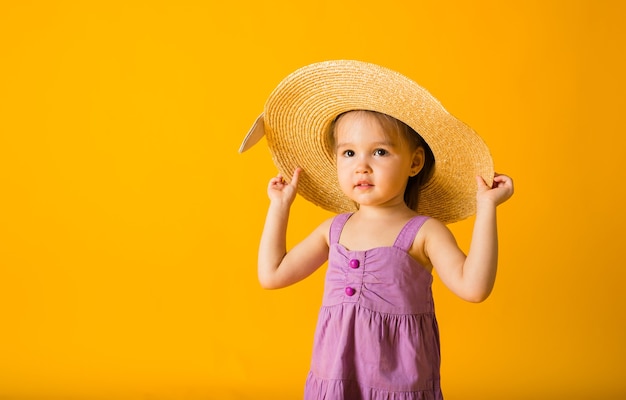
[345,287,356,296]
[349,259,360,269]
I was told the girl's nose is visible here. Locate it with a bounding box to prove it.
[355,156,372,174]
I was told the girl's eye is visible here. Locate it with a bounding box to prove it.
[374,149,388,156]
[343,150,355,157]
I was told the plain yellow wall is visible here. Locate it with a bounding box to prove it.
[1,1,624,399]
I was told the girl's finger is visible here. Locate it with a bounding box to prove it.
[290,167,302,188]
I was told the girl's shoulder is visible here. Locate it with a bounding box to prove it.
[317,216,335,232]
[309,216,335,246]
[411,216,453,269]
[415,216,454,243]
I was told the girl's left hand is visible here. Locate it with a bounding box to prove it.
[476,173,514,207]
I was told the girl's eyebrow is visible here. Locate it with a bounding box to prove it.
[336,140,396,148]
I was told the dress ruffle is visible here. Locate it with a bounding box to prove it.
[305,372,442,400]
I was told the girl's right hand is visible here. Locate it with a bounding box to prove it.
[267,167,301,206]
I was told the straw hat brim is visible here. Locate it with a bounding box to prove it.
[240,60,494,224]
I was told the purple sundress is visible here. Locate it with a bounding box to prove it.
[304,213,443,400]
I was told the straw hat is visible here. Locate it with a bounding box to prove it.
[239,60,493,224]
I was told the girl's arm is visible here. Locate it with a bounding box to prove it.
[258,168,330,289]
[424,173,514,302]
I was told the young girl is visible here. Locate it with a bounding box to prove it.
[240,61,514,399]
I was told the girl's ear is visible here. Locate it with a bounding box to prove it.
[410,147,425,177]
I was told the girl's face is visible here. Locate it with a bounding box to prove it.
[334,111,424,209]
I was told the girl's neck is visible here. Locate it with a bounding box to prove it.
[352,202,417,222]
[339,203,419,251]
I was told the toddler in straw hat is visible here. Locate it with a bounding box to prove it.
[241,60,514,399]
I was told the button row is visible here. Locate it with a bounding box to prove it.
[346,259,360,296]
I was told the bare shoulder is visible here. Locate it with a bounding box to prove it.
[411,217,458,269]
[420,217,460,249]
[419,217,451,236]
[310,216,334,246]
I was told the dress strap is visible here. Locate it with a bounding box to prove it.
[329,213,353,244]
[393,216,430,252]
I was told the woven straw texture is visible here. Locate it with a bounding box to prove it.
[250,60,493,224]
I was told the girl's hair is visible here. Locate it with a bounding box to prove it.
[331,110,435,211]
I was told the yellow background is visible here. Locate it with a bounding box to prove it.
[1,1,624,398]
